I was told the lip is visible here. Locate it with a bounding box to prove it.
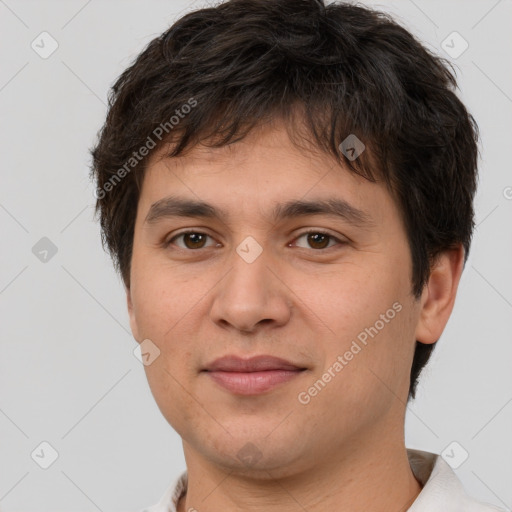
[206,369,305,395]
[202,355,307,395]
[203,354,305,372]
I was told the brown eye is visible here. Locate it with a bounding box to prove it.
[168,231,216,250]
[182,233,207,249]
[306,232,330,249]
[293,230,344,250]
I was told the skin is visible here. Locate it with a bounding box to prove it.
[126,118,464,512]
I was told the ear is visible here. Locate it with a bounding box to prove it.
[126,284,141,343]
[414,245,465,345]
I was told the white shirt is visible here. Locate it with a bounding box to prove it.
[142,448,507,512]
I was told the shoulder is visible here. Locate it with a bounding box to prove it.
[138,470,188,512]
[407,448,508,512]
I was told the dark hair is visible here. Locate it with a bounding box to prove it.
[90,0,479,402]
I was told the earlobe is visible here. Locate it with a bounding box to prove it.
[125,285,140,342]
[414,245,465,345]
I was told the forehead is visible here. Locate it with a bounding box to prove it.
[138,121,396,225]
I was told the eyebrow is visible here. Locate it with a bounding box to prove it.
[144,195,374,228]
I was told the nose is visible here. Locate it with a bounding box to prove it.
[209,239,292,334]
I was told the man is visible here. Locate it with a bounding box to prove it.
[90,0,505,510]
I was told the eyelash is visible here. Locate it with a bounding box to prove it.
[164,229,346,251]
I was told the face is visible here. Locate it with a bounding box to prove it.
[127,119,426,477]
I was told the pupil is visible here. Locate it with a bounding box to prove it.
[309,233,328,249]
[186,233,204,248]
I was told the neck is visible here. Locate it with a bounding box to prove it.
[177,433,422,512]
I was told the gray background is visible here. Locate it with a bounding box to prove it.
[0,0,511,510]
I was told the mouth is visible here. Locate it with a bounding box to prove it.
[201,354,308,395]
[203,368,307,395]
[202,354,306,372]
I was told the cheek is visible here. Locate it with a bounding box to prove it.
[144,362,200,440]
[131,257,202,339]
[130,263,200,405]
[295,263,399,333]
[132,267,201,430]
[307,264,416,395]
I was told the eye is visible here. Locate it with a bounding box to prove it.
[291,230,345,250]
[164,229,346,252]
[166,231,219,250]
